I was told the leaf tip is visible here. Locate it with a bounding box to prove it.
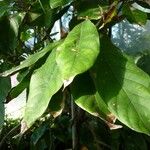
[63,76,74,90]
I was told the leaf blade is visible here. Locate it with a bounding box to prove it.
[92,36,150,135]
[22,50,63,129]
[56,20,100,84]
[1,41,61,77]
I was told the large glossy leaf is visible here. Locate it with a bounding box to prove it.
[71,72,122,129]
[56,20,99,85]
[1,41,61,76]
[92,36,150,135]
[22,49,63,130]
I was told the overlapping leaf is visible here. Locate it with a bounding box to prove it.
[92,36,150,135]
[71,72,110,118]
[21,20,99,130]
[71,72,122,129]
[123,4,147,25]
[22,50,63,129]
[77,1,102,20]
[0,1,10,18]
[1,41,61,76]
[48,90,64,118]
[6,72,31,103]
[56,20,99,85]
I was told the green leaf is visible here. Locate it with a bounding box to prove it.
[10,12,26,35]
[56,20,99,85]
[0,64,11,130]
[22,49,63,130]
[92,35,150,135]
[0,1,9,18]
[48,90,64,118]
[38,0,54,28]
[27,0,55,28]
[77,0,102,20]
[123,5,147,25]
[0,13,25,58]
[121,128,147,150]
[31,123,48,145]
[71,72,122,129]
[1,41,61,76]
[78,7,101,20]
[132,9,147,25]
[6,72,31,103]
[136,1,150,9]
[71,72,110,118]
[20,30,33,42]
[49,0,71,8]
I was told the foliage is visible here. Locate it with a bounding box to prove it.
[1,0,150,149]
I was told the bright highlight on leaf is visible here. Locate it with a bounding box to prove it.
[56,20,100,85]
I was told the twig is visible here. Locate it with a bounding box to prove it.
[0,124,20,149]
[71,95,77,150]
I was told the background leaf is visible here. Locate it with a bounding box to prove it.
[0,63,11,130]
[1,41,61,76]
[71,72,122,129]
[77,0,102,20]
[6,72,31,103]
[122,5,147,25]
[49,0,71,8]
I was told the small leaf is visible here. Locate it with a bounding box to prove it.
[1,41,61,76]
[6,72,31,103]
[22,49,63,129]
[78,7,101,20]
[49,0,71,8]
[77,0,102,21]
[56,20,99,86]
[92,35,150,135]
[0,1,10,18]
[0,13,25,59]
[123,5,147,25]
[31,123,48,145]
